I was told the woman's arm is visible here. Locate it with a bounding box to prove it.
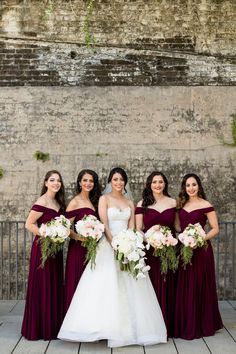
[98,195,113,244]
[205,211,219,240]
[128,201,135,229]
[135,200,144,231]
[25,210,43,236]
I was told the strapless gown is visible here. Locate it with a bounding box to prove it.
[135,207,177,337]
[64,208,97,312]
[58,207,167,347]
[174,207,223,339]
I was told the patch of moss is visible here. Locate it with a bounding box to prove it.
[33,151,50,162]
[0,167,4,179]
[231,114,236,145]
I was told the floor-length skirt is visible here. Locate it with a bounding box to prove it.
[21,236,64,340]
[58,237,167,347]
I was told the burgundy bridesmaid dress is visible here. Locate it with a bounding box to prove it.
[64,207,96,312]
[21,205,64,340]
[174,207,223,339]
[135,207,177,337]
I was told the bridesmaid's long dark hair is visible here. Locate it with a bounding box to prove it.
[77,169,101,211]
[178,173,207,209]
[142,171,170,209]
[41,170,66,212]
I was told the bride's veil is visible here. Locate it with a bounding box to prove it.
[102,183,133,201]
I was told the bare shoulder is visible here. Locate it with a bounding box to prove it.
[99,194,108,205]
[127,199,134,210]
[167,197,177,208]
[66,197,80,211]
[34,196,47,207]
[136,200,143,207]
[201,199,212,208]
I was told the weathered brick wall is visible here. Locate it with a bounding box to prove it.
[0,86,235,221]
[0,1,235,221]
[0,0,236,86]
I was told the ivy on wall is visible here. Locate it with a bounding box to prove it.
[33,151,50,162]
[0,167,4,179]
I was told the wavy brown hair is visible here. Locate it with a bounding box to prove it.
[77,169,101,211]
[40,170,66,212]
[142,171,170,209]
[177,173,207,209]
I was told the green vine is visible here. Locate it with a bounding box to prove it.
[33,151,50,162]
[231,114,236,145]
[0,167,4,179]
[223,114,236,147]
[82,0,96,48]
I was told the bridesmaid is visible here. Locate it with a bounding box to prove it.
[21,170,66,340]
[174,173,223,339]
[135,171,177,337]
[64,169,101,312]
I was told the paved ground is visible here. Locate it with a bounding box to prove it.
[0,300,235,354]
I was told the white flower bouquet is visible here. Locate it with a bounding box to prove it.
[39,215,71,267]
[178,223,207,268]
[145,225,178,276]
[75,214,104,269]
[111,229,150,279]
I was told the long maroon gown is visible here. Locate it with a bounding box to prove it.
[174,207,223,339]
[64,207,96,312]
[21,205,64,340]
[135,207,177,337]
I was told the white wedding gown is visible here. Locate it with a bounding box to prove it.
[58,207,167,347]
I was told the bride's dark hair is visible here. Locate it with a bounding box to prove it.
[107,167,128,187]
[142,171,170,209]
[177,173,207,209]
[77,169,101,211]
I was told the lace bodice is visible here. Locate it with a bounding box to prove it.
[107,207,131,237]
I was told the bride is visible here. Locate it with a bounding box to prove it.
[58,167,167,348]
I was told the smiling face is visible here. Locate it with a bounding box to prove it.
[185,176,199,197]
[111,172,125,193]
[45,173,61,193]
[151,175,165,195]
[80,173,94,193]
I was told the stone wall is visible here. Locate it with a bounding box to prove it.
[0,0,236,86]
[0,1,235,221]
[0,86,235,221]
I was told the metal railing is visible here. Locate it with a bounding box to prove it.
[0,221,235,300]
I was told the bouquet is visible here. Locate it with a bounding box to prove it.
[75,214,104,269]
[145,225,178,276]
[39,215,71,267]
[111,229,150,279]
[178,223,207,268]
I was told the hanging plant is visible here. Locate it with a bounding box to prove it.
[0,167,4,179]
[33,151,50,162]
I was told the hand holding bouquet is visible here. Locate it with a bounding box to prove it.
[75,214,104,269]
[145,225,178,276]
[39,215,71,267]
[178,223,207,268]
[111,229,150,279]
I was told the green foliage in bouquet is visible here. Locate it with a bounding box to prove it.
[82,238,98,269]
[180,242,208,269]
[115,251,140,278]
[153,246,179,276]
[38,237,64,268]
